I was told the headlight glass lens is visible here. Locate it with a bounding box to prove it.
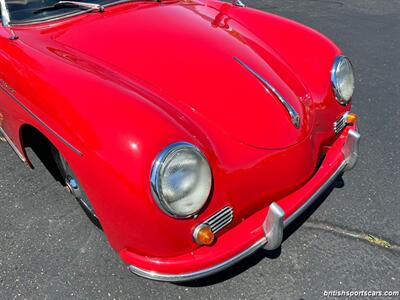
[331,56,355,104]
[151,143,212,218]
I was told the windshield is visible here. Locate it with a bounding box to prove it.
[4,0,118,23]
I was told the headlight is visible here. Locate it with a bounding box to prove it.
[151,142,212,218]
[331,56,355,105]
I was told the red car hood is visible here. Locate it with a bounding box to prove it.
[52,1,313,149]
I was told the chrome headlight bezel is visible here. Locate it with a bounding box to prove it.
[150,142,212,219]
[331,55,355,105]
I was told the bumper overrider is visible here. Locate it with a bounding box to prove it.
[125,126,360,282]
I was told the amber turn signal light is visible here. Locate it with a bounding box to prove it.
[346,113,357,124]
[193,225,215,246]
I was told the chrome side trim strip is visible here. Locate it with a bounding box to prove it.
[234,57,301,128]
[0,127,26,162]
[283,161,347,227]
[0,85,82,156]
[128,237,267,282]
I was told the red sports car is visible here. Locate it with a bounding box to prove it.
[0,0,360,281]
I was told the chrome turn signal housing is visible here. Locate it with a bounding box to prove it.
[193,224,215,246]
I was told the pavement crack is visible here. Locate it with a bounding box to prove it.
[303,221,400,252]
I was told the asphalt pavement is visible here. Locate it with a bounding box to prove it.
[1,0,399,299]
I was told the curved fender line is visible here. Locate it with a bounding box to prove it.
[0,85,83,156]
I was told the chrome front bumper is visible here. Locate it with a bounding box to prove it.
[128,129,360,281]
[264,160,347,250]
[264,129,360,250]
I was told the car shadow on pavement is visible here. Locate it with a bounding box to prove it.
[177,174,345,287]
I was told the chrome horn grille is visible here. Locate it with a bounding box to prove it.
[333,112,349,134]
[204,206,234,234]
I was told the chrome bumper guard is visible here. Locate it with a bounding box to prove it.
[264,129,360,250]
[342,129,360,171]
[128,129,360,281]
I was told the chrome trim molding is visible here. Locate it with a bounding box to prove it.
[232,0,245,7]
[150,142,211,219]
[263,202,285,250]
[128,238,267,282]
[234,57,301,128]
[129,130,360,282]
[0,127,26,162]
[0,85,82,156]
